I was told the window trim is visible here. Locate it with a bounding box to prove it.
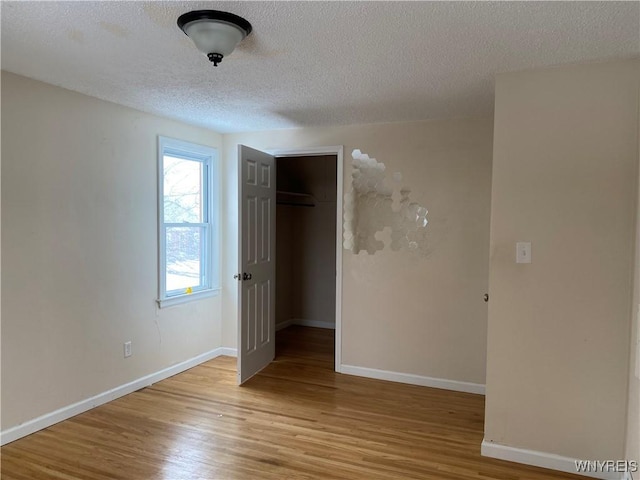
[157,136,220,308]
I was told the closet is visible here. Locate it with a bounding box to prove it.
[275,155,338,336]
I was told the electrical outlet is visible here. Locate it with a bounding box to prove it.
[124,341,132,358]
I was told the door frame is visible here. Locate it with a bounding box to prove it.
[269,146,344,373]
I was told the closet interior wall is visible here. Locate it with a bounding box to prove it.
[276,156,337,330]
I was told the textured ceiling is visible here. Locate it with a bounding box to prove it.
[2,1,638,133]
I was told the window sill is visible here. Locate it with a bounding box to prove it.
[156,288,220,309]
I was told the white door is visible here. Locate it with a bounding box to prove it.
[237,145,276,384]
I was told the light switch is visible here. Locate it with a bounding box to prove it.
[516,242,531,264]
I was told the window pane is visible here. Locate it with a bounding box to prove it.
[165,226,205,293]
[163,155,203,223]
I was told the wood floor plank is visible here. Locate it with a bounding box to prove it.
[2,326,589,479]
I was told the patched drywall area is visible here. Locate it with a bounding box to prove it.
[344,149,430,256]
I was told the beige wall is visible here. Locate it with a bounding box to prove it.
[276,156,337,328]
[1,72,223,431]
[627,91,640,465]
[485,59,639,461]
[223,118,493,385]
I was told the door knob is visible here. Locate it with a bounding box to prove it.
[242,272,252,281]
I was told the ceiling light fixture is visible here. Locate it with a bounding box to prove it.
[177,10,252,67]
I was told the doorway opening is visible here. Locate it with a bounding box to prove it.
[274,153,339,370]
[237,145,343,384]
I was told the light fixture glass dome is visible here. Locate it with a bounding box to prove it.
[178,10,252,66]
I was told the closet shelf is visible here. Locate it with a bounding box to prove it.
[276,190,316,207]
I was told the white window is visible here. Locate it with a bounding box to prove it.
[157,136,219,307]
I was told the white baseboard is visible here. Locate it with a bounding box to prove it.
[481,440,624,480]
[293,318,336,329]
[340,364,485,395]
[217,347,238,357]
[276,319,295,331]
[276,318,336,330]
[1,346,235,446]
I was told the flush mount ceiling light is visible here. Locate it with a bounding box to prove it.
[177,10,252,66]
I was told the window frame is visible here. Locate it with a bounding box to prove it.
[157,136,219,308]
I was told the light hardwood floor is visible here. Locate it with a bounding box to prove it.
[2,326,589,479]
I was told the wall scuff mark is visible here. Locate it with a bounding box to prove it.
[344,149,431,256]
